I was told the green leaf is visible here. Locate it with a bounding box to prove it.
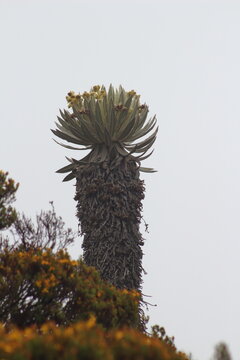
[116,98,139,137]
[63,172,76,182]
[103,128,112,147]
[53,139,91,151]
[131,128,158,151]
[55,121,89,145]
[56,163,75,173]
[130,115,156,142]
[114,143,129,157]
[94,102,106,141]
[137,149,154,161]
[139,166,157,173]
[51,129,89,146]
[109,102,117,137]
[56,115,92,145]
[108,84,114,104]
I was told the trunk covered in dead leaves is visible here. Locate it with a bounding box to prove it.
[75,159,145,292]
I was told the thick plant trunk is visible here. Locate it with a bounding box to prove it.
[74,159,145,292]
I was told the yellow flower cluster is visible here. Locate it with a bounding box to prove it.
[127,90,137,96]
[1,249,79,296]
[0,324,35,354]
[35,273,58,293]
[66,85,107,108]
[0,319,189,360]
[65,85,140,110]
[65,91,81,107]
[122,289,140,296]
[0,248,141,330]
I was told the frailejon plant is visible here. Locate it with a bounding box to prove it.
[52,85,158,293]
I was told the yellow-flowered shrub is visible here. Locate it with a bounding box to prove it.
[0,248,139,329]
[0,319,189,360]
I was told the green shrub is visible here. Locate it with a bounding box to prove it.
[0,319,189,360]
[0,248,139,329]
[0,171,18,230]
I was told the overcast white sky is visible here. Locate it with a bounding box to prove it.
[1,1,240,359]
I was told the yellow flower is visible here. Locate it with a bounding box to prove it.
[41,260,50,265]
[8,329,21,341]
[93,85,100,92]
[64,327,74,336]
[0,342,13,353]
[115,331,124,340]
[32,255,40,262]
[58,259,70,264]
[70,260,78,266]
[49,274,56,281]
[86,316,96,329]
[35,279,42,288]
[82,91,90,98]
[41,321,56,333]
[23,327,35,339]
[40,323,49,333]
[127,90,136,96]
[131,290,140,298]
[145,338,151,345]
[100,90,106,96]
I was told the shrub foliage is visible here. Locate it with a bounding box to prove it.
[0,248,140,329]
[0,318,189,360]
[0,171,19,230]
